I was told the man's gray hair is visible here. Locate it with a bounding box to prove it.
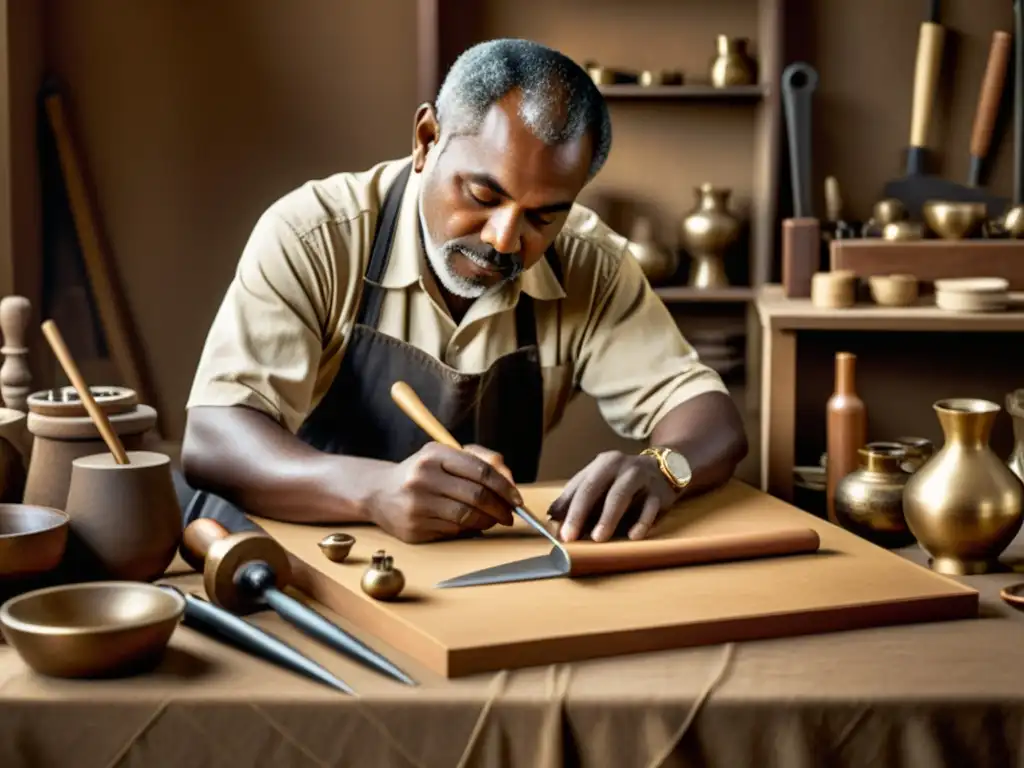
[435,39,612,179]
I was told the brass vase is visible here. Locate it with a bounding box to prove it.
[627,216,678,285]
[903,398,1024,575]
[710,35,757,87]
[1007,389,1024,483]
[680,184,740,289]
[834,446,915,549]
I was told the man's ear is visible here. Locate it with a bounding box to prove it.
[412,103,440,172]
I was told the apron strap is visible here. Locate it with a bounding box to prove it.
[356,162,413,328]
[514,246,562,350]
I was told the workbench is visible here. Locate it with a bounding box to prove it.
[3,492,1024,767]
[755,284,1024,502]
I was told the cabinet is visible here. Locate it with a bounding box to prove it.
[416,0,786,482]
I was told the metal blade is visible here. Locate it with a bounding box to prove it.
[513,504,563,550]
[262,584,418,687]
[435,548,570,589]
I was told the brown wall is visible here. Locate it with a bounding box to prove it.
[27,1,1024,479]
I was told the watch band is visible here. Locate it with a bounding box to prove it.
[640,446,689,492]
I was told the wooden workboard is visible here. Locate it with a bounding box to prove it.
[253,480,978,678]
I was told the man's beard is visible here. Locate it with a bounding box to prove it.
[419,199,524,300]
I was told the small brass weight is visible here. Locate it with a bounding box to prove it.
[361,550,405,601]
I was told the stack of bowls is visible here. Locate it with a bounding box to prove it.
[934,277,1009,313]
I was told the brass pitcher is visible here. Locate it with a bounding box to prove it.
[680,184,740,288]
[903,398,1024,575]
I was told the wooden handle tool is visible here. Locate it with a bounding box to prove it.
[390,381,560,544]
[907,9,946,173]
[40,319,129,465]
[968,30,1012,187]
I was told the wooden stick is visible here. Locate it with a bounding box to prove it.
[40,320,129,465]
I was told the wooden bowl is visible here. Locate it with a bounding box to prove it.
[868,274,919,307]
[0,581,184,678]
[0,504,69,579]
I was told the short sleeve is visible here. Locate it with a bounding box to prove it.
[186,209,337,434]
[574,250,730,440]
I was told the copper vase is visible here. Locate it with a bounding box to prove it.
[903,398,1024,575]
[826,352,867,524]
[680,184,740,288]
[710,35,757,88]
[834,446,915,549]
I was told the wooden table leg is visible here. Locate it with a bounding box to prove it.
[760,326,796,501]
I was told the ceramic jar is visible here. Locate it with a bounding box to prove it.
[680,184,740,288]
[903,398,1024,575]
[710,35,758,88]
[23,403,159,511]
[834,446,915,549]
[63,450,182,582]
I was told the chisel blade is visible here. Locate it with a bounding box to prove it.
[435,548,570,589]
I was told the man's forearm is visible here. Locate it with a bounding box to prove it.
[650,391,749,496]
[181,405,387,524]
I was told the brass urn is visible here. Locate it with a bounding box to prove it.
[834,446,915,549]
[903,398,1024,575]
[709,35,757,87]
[627,216,678,285]
[680,184,740,289]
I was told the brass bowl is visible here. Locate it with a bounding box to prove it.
[318,532,355,563]
[922,201,987,240]
[0,581,184,678]
[0,504,69,579]
[868,273,919,307]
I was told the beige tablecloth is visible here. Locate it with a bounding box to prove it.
[1,543,1024,768]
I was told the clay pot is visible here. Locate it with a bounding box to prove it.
[23,404,157,511]
[0,408,28,503]
[627,216,678,285]
[63,450,182,582]
[903,398,1024,575]
[834,446,915,549]
[709,35,757,87]
[680,184,741,288]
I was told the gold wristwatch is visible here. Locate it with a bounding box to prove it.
[640,447,692,493]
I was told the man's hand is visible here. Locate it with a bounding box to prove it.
[364,442,521,544]
[547,451,677,542]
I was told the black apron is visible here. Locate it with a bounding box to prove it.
[177,162,563,533]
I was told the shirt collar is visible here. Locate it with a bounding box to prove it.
[375,156,567,302]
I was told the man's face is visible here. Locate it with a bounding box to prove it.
[414,91,593,299]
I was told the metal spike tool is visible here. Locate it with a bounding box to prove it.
[160,585,353,694]
[180,518,417,687]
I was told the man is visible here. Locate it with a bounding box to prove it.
[179,38,748,545]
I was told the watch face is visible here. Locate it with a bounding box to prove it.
[664,451,692,484]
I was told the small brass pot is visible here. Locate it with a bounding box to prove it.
[922,201,987,240]
[834,446,916,549]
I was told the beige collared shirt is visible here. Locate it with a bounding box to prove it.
[187,156,728,440]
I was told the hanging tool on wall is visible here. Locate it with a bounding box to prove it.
[780,61,820,299]
[39,76,161,436]
[882,1,1011,218]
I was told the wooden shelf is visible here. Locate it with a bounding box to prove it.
[598,84,766,100]
[655,286,755,303]
[755,284,1024,332]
